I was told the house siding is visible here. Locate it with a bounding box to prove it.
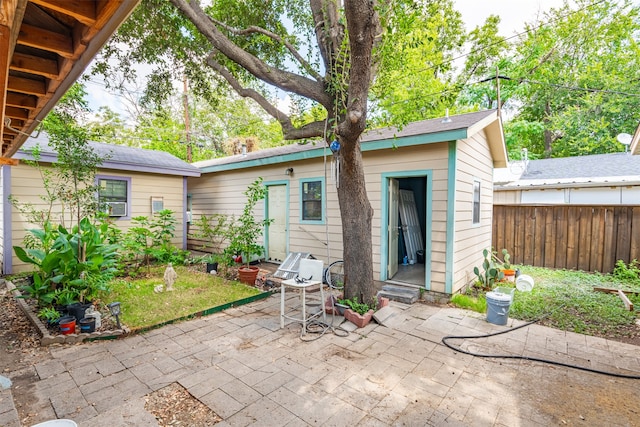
[188,141,454,293]
[9,164,186,273]
[453,129,495,294]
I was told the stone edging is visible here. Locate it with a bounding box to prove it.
[4,280,125,346]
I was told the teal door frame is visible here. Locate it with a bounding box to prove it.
[380,170,433,290]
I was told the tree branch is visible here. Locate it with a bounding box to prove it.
[170,0,332,109]
[310,0,344,77]
[208,17,323,82]
[206,55,325,140]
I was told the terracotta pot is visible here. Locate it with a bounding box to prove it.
[238,266,260,285]
[344,308,374,328]
[502,269,516,282]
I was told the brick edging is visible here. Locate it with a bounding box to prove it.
[4,280,125,346]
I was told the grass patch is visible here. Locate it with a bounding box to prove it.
[105,266,263,330]
[510,266,639,338]
[450,293,486,313]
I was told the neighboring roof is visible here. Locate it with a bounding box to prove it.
[1,1,140,157]
[15,133,201,177]
[494,152,640,190]
[194,109,506,173]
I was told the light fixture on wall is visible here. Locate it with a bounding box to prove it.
[285,167,294,176]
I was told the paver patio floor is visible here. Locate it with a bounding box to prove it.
[2,294,639,426]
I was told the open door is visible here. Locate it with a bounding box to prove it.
[388,178,399,278]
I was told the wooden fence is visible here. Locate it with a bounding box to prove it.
[493,205,640,273]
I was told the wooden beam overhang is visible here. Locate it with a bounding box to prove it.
[0,0,140,158]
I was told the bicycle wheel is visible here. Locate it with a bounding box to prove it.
[325,260,344,290]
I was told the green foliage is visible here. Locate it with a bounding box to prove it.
[38,307,62,323]
[504,0,640,157]
[610,259,640,284]
[450,293,487,314]
[192,213,232,255]
[473,248,504,288]
[120,210,187,275]
[13,218,120,307]
[338,296,375,315]
[371,0,466,126]
[225,178,272,266]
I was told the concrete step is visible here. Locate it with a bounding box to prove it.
[377,286,420,304]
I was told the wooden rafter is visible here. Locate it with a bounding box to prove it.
[17,24,74,58]
[10,52,59,79]
[1,0,140,156]
[29,0,97,27]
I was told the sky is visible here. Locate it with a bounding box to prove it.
[85,0,566,120]
[455,0,565,35]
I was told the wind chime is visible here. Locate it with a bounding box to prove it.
[330,139,341,188]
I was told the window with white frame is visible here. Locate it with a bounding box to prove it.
[98,177,130,217]
[301,178,324,223]
[472,179,481,224]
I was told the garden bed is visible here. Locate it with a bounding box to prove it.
[5,265,273,346]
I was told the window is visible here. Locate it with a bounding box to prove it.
[97,176,130,217]
[301,178,324,223]
[472,179,481,224]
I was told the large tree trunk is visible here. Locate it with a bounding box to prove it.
[337,139,375,304]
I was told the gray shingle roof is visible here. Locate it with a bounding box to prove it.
[495,152,640,188]
[15,133,201,177]
[193,109,498,170]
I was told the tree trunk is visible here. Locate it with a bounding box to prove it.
[337,138,375,305]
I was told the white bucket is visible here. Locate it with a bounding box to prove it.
[516,274,534,292]
[31,420,77,427]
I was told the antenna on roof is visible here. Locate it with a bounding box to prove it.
[617,133,632,153]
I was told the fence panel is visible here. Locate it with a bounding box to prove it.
[493,205,640,273]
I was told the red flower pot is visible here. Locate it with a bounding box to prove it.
[58,316,76,335]
[238,266,260,285]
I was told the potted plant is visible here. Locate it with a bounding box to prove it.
[192,213,231,273]
[340,296,376,328]
[225,178,272,285]
[499,248,516,282]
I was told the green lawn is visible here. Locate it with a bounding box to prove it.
[451,266,640,341]
[105,265,263,330]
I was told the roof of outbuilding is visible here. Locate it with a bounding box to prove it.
[495,152,640,189]
[15,133,201,177]
[194,109,504,172]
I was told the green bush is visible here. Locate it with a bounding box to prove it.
[610,259,640,284]
[13,218,119,307]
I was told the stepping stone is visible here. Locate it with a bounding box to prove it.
[373,305,403,327]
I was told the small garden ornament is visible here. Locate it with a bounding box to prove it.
[164,262,178,292]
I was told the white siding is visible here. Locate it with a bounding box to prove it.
[496,185,640,205]
[10,164,185,273]
[454,130,495,294]
[189,142,453,292]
